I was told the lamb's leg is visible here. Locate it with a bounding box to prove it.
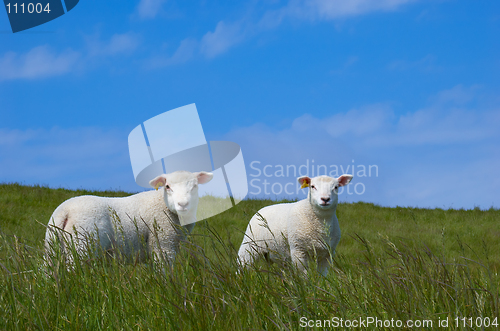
[317,258,331,276]
[149,235,179,265]
[237,241,257,267]
[291,248,309,274]
[151,246,176,264]
[238,223,266,267]
[317,237,339,276]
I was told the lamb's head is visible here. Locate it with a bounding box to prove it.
[149,171,213,219]
[298,175,353,210]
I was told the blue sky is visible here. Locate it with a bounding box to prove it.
[0,0,499,209]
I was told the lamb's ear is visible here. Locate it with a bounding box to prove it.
[149,174,168,190]
[196,171,213,184]
[337,174,353,187]
[298,176,311,189]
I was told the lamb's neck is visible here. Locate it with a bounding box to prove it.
[311,205,337,223]
[299,199,336,222]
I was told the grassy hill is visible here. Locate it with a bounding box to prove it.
[0,183,499,330]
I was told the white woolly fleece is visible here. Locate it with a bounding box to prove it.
[238,174,353,275]
[45,170,213,266]
[45,189,187,264]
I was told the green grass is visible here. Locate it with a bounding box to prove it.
[0,183,499,330]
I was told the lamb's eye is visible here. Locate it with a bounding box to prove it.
[166,185,171,190]
[311,185,316,190]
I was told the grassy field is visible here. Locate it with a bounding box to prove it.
[0,183,499,330]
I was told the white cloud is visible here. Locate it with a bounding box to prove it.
[0,127,138,192]
[200,21,246,58]
[285,86,499,147]
[145,38,198,69]
[392,108,497,146]
[144,0,418,65]
[220,85,500,209]
[430,84,479,106]
[301,0,416,20]
[0,45,80,81]
[260,0,416,27]
[144,20,246,68]
[107,33,141,55]
[86,32,141,57]
[292,103,395,138]
[136,0,166,20]
[0,32,141,82]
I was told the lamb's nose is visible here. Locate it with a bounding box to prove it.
[178,201,189,208]
[321,197,330,203]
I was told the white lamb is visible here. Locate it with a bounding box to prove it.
[238,174,353,275]
[44,170,213,266]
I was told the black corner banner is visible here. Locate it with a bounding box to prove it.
[3,0,79,33]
